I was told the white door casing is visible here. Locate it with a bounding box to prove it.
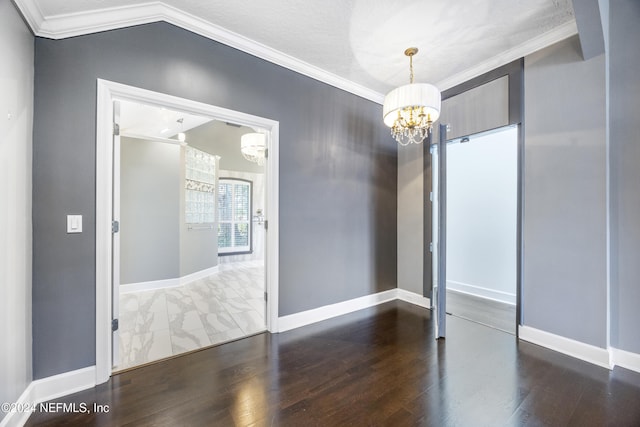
[95,79,280,384]
[112,99,121,366]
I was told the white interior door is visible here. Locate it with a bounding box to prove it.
[433,123,448,339]
[112,100,121,368]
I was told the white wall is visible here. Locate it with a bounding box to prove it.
[0,0,34,421]
[120,137,181,284]
[446,127,518,304]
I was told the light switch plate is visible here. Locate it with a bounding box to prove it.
[67,215,83,233]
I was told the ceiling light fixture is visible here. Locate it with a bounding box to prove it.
[383,47,441,146]
[176,118,186,143]
[240,133,266,166]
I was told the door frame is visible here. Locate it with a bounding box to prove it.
[435,123,448,339]
[424,59,524,335]
[95,79,280,384]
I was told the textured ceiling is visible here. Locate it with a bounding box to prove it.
[27,0,575,96]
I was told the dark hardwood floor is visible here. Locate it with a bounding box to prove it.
[26,301,640,426]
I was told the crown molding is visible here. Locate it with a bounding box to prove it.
[14,0,577,103]
[13,0,385,104]
[436,19,578,91]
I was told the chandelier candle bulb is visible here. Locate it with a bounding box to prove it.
[383,47,441,146]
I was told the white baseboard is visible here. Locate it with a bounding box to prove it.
[519,326,612,369]
[278,289,397,332]
[30,366,96,405]
[120,277,180,294]
[0,367,96,427]
[611,347,640,373]
[447,280,516,305]
[0,383,34,427]
[179,265,219,286]
[396,288,431,309]
[121,265,219,294]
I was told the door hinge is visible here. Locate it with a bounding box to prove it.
[429,242,433,253]
[264,291,268,302]
[429,191,433,202]
[111,318,119,332]
[264,148,268,159]
[264,220,268,230]
[112,220,120,233]
[113,123,120,136]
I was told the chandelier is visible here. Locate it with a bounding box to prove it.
[382,48,441,146]
[240,132,266,165]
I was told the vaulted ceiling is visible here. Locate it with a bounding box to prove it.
[15,0,577,103]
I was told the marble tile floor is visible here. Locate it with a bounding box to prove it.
[116,260,266,371]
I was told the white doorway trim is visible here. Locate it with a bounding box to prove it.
[95,79,280,384]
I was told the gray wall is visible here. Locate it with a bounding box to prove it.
[32,22,397,378]
[120,137,181,284]
[0,1,33,421]
[610,0,640,353]
[397,143,424,295]
[523,35,608,347]
[440,76,509,140]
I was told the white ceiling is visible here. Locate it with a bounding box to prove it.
[17,0,576,101]
[119,100,211,140]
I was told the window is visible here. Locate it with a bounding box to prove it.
[218,178,252,253]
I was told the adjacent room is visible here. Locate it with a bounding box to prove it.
[2,0,640,426]
[116,100,267,370]
[443,126,518,334]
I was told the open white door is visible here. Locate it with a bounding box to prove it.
[433,123,448,339]
[112,100,121,367]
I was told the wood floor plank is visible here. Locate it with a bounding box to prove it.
[25,301,640,426]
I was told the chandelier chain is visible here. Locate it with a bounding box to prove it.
[409,54,414,84]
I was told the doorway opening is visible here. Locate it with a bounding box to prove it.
[432,125,519,335]
[95,80,280,383]
[114,100,269,370]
